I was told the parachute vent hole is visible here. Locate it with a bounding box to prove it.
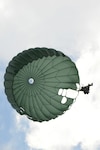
[28,78,34,84]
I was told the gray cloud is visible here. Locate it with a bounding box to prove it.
[1,0,100,61]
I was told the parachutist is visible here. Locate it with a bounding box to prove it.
[79,83,93,94]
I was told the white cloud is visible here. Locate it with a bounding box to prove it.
[1,0,100,61]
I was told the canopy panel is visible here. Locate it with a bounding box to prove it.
[4,47,80,122]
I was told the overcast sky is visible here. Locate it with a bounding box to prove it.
[0,0,100,150]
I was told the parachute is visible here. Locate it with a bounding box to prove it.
[4,47,80,122]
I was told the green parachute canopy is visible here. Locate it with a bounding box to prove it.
[4,47,80,122]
